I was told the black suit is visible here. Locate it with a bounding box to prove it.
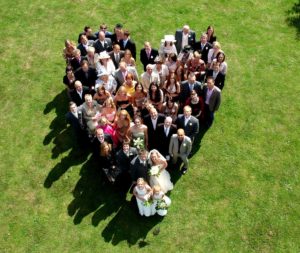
[110,33,122,46]
[93,39,112,54]
[77,43,88,57]
[143,114,165,150]
[120,39,137,60]
[70,56,87,72]
[193,42,212,64]
[175,30,196,53]
[175,114,199,142]
[77,32,97,43]
[156,123,177,157]
[92,134,113,157]
[66,111,86,146]
[140,48,159,71]
[206,70,225,90]
[70,86,90,106]
[75,67,97,89]
[130,156,149,183]
[116,147,137,173]
[109,51,125,69]
[179,80,204,105]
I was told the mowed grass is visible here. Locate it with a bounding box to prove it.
[0,0,299,252]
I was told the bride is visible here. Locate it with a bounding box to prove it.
[148,149,173,193]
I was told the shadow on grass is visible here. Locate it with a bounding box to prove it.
[286,0,300,39]
[67,154,163,246]
[43,90,209,247]
[43,90,69,149]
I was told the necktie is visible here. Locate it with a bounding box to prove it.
[165,127,169,136]
[115,54,119,62]
[147,50,150,59]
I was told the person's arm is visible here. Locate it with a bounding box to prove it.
[159,159,168,172]
[169,136,174,157]
[144,126,148,149]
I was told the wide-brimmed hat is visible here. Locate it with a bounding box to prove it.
[97,71,109,77]
[161,35,176,43]
[98,51,110,60]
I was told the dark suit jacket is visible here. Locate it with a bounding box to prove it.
[92,134,113,157]
[93,38,112,54]
[77,43,88,57]
[175,30,196,53]
[70,86,90,106]
[70,56,87,72]
[75,67,97,88]
[143,114,165,150]
[206,70,225,90]
[176,114,199,141]
[110,33,122,46]
[179,81,204,105]
[66,111,83,133]
[77,32,97,43]
[156,123,177,157]
[109,51,125,69]
[140,48,159,71]
[193,42,212,63]
[203,86,221,112]
[116,147,137,173]
[120,39,137,60]
[130,156,149,183]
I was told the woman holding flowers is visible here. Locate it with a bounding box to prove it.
[148,149,173,193]
[127,116,148,150]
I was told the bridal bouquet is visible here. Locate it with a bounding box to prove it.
[148,165,161,177]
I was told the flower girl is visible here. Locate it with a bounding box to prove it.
[133,178,153,217]
[151,185,171,216]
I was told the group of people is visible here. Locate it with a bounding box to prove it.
[63,23,226,216]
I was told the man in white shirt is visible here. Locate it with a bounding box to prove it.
[175,25,196,53]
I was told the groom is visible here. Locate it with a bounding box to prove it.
[130,149,150,184]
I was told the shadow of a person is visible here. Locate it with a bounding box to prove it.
[286,1,300,39]
[101,196,163,247]
[67,154,124,225]
[44,148,90,188]
[43,90,69,147]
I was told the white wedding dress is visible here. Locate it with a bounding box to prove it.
[148,150,174,193]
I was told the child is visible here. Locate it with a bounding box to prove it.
[133,178,153,217]
[151,185,171,216]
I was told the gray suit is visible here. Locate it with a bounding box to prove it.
[114,67,138,90]
[205,86,221,112]
[169,134,192,169]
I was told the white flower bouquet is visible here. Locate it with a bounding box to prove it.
[133,137,144,149]
[148,165,161,177]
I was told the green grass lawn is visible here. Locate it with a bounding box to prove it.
[1,0,300,252]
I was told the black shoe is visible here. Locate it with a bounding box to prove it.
[181,167,188,175]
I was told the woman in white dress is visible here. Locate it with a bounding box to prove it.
[159,35,178,61]
[133,178,153,217]
[148,149,174,193]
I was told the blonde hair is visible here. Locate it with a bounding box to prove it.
[84,94,93,102]
[137,178,145,185]
[153,185,161,193]
[213,41,221,50]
